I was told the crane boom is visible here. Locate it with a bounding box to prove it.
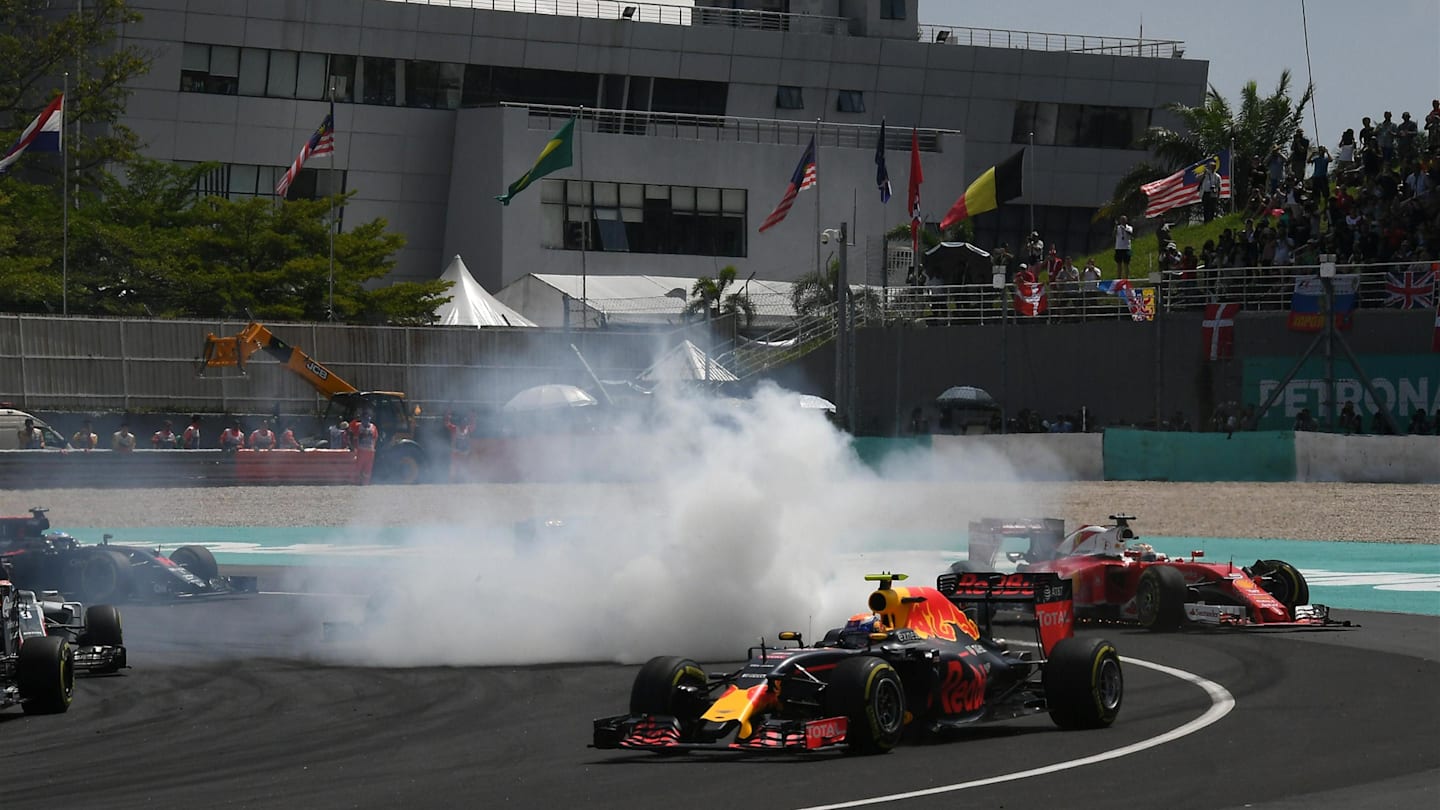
[200,322,360,399]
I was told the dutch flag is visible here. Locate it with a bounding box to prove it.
[0,94,64,175]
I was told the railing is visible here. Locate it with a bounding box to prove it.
[510,103,958,151]
[387,0,851,35]
[917,23,1184,58]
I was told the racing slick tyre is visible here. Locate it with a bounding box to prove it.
[169,545,219,582]
[1043,637,1123,730]
[81,604,124,648]
[1251,559,1310,610]
[824,656,906,755]
[18,635,75,714]
[1136,565,1187,631]
[629,656,708,721]
[77,550,133,604]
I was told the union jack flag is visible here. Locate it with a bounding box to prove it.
[1384,267,1435,309]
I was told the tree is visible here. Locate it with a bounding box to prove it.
[0,0,151,177]
[1098,70,1314,220]
[790,256,880,320]
[684,265,755,327]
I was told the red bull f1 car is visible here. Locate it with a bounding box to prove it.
[592,571,1122,755]
[0,508,256,603]
[957,515,1351,630]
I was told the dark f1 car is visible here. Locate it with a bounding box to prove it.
[2,560,127,714]
[0,508,257,603]
[958,515,1350,630]
[593,571,1122,755]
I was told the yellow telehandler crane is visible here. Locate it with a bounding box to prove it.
[199,322,427,483]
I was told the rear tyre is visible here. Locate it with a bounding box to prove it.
[169,545,219,582]
[1044,636,1123,729]
[77,551,132,604]
[377,443,426,485]
[18,636,74,714]
[629,656,707,721]
[81,605,124,648]
[824,656,906,755]
[1136,565,1187,631]
[1251,559,1309,610]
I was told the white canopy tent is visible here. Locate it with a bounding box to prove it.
[638,339,738,383]
[434,255,537,327]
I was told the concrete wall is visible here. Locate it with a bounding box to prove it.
[1294,432,1440,484]
[932,432,1103,480]
[1103,428,1297,482]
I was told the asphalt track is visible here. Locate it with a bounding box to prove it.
[3,566,1437,810]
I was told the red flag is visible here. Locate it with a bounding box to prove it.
[1014,272,1047,316]
[907,128,923,257]
[1202,303,1239,360]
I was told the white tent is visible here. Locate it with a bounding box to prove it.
[638,339,738,383]
[434,255,537,327]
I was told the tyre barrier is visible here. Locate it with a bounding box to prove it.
[0,449,362,489]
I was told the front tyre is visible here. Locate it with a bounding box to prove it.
[1251,559,1309,610]
[18,636,75,714]
[629,656,707,721]
[1136,565,1187,631]
[1044,636,1123,730]
[824,656,906,755]
[169,545,219,582]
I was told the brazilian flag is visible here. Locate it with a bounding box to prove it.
[495,117,575,205]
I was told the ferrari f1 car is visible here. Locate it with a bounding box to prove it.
[2,562,127,715]
[956,515,1350,630]
[592,571,1122,755]
[0,508,257,603]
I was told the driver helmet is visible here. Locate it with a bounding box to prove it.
[844,612,887,635]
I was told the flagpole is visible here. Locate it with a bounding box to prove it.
[327,81,337,321]
[62,72,69,317]
[1229,137,1236,215]
[579,105,588,327]
[1027,130,1035,236]
[814,118,822,282]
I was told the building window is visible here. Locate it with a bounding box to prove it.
[186,161,347,203]
[541,179,746,258]
[880,0,906,20]
[775,85,804,110]
[362,56,397,105]
[1012,101,1150,150]
[180,44,239,94]
[836,90,865,113]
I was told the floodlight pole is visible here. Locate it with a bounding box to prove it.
[993,264,1007,433]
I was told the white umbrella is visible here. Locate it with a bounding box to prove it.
[503,384,598,413]
[795,394,837,413]
[936,386,996,406]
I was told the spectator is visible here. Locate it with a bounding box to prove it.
[1358,116,1375,151]
[71,419,99,451]
[278,422,301,450]
[1425,100,1440,144]
[1080,258,1102,291]
[1293,408,1318,432]
[1336,129,1357,176]
[17,418,43,449]
[1396,112,1418,162]
[151,419,178,449]
[219,420,246,452]
[182,415,203,449]
[1156,221,1173,255]
[111,421,136,452]
[1113,216,1134,279]
[1267,148,1285,193]
[1371,410,1395,435]
[1408,408,1432,436]
[248,418,277,450]
[1310,146,1330,202]
[1289,130,1310,181]
[1375,111,1397,163]
[1023,230,1044,268]
[1339,401,1364,435]
[328,418,350,450]
[908,406,930,435]
[1200,160,1222,222]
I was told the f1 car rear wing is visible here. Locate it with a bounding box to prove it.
[966,518,1066,570]
[937,571,1074,657]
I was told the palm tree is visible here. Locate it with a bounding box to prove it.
[790,256,881,320]
[684,265,755,326]
[1098,70,1314,220]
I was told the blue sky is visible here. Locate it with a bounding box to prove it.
[917,0,1440,146]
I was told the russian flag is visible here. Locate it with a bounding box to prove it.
[0,94,64,174]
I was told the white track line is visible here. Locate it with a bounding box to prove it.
[794,656,1235,810]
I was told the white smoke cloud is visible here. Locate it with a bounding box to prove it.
[314,382,1047,667]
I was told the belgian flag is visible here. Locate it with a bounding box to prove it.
[939,148,1025,230]
[496,117,575,205]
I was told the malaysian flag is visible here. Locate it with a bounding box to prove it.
[276,112,336,197]
[1384,266,1436,309]
[1141,150,1231,218]
[758,137,817,233]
